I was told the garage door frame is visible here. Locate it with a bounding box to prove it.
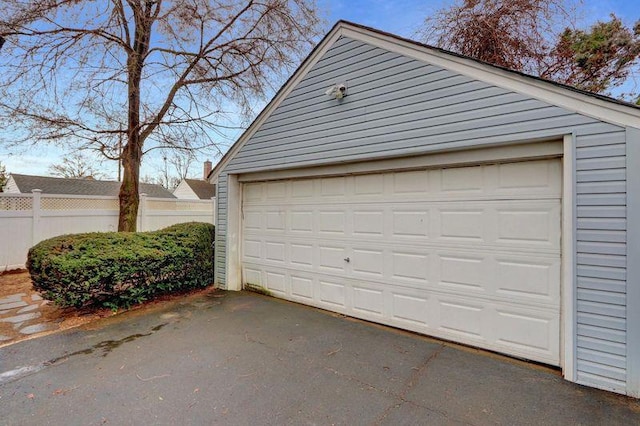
[222,137,576,380]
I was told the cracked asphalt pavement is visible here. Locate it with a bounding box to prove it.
[1,291,639,425]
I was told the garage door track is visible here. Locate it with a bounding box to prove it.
[1,291,638,425]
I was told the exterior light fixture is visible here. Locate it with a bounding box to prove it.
[325,83,347,99]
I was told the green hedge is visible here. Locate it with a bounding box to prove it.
[27,222,215,309]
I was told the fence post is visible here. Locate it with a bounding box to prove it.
[139,193,148,232]
[32,189,42,246]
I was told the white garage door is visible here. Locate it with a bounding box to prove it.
[241,159,562,365]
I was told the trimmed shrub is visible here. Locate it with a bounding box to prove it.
[27,222,214,309]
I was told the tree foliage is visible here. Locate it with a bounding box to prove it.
[421,0,640,100]
[0,1,321,231]
[48,152,106,179]
[549,16,640,95]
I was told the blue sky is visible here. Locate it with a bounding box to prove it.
[2,1,638,182]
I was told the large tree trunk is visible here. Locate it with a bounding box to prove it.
[118,3,152,232]
[118,57,143,232]
[118,139,141,231]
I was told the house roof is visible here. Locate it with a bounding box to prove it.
[9,174,176,198]
[210,20,640,181]
[183,179,216,199]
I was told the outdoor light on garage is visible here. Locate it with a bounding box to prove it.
[325,83,347,99]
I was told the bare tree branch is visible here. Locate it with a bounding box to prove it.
[0,0,322,230]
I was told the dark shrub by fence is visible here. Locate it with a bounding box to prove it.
[27,222,214,309]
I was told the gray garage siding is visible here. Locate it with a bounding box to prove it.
[215,172,228,284]
[575,129,627,391]
[214,36,628,393]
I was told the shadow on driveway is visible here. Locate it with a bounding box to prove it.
[1,291,639,425]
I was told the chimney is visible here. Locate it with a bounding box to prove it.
[203,160,212,180]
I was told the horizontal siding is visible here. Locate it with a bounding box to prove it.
[577,169,626,182]
[215,36,629,393]
[578,323,626,344]
[215,173,228,284]
[241,97,556,155]
[575,128,627,394]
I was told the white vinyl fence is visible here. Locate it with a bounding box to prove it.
[0,190,216,272]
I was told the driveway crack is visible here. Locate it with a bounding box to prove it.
[372,343,445,425]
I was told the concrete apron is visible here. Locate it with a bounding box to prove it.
[1,291,639,425]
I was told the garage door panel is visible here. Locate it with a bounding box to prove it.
[290,210,313,233]
[265,210,286,231]
[265,271,287,295]
[496,204,561,248]
[353,210,385,236]
[497,160,561,193]
[392,210,430,237]
[438,209,484,241]
[391,291,430,326]
[351,248,384,277]
[319,245,348,272]
[354,173,385,195]
[243,239,262,260]
[264,241,286,263]
[393,170,430,194]
[290,243,314,267]
[352,286,385,316]
[244,210,263,230]
[438,254,486,291]
[319,279,347,308]
[319,210,346,234]
[291,179,314,198]
[391,251,430,282]
[321,177,346,197]
[496,258,561,302]
[242,158,561,365]
[244,182,264,201]
[495,308,558,353]
[266,181,286,199]
[244,267,262,287]
[437,299,485,338]
[440,165,484,192]
[291,274,314,300]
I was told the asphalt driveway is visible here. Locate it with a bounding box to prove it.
[1,290,638,425]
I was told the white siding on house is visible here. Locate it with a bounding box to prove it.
[3,176,19,193]
[173,180,199,199]
[215,36,630,394]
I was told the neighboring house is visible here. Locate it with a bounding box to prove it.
[173,179,216,200]
[209,21,640,397]
[173,161,216,200]
[5,173,176,198]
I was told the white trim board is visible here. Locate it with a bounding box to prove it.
[626,126,640,397]
[562,133,576,382]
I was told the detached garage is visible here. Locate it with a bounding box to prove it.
[210,21,640,397]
